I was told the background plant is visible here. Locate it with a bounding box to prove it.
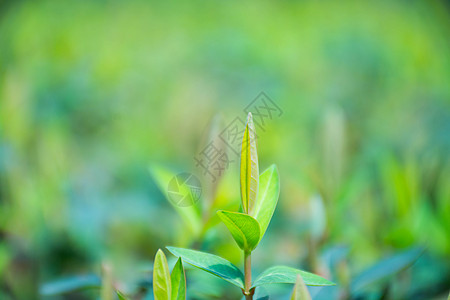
[0,0,449,299]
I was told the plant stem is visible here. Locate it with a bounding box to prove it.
[244,251,253,300]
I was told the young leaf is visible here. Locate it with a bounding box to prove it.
[171,258,186,300]
[153,249,171,300]
[252,266,335,288]
[252,165,280,241]
[166,246,245,289]
[217,210,261,252]
[240,112,259,214]
[290,274,312,300]
[116,291,128,300]
[149,165,202,236]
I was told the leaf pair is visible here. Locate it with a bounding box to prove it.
[153,249,186,300]
[218,169,280,252]
[219,166,280,252]
[166,247,334,289]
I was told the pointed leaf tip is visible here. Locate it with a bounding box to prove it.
[153,249,171,300]
[171,258,186,300]
[240,112,259,214]
[290,274,312,300]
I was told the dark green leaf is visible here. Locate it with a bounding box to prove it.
[166,246,244,289]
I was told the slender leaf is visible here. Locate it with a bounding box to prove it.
[252,165,280,241]
[252,266,335,288]
[39,275,101,296]
[350,247,423,293]
[153,249,171,300]
[166,246,244,289]
[290,274,312,300]
[217,210,261,252]
[240,112,259,214]
[149,165,202,235]
[116,291,128,300]
[171,258,186,300]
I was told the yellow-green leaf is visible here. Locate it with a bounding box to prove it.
[240,112,259,214]
[252,165,280,241]
[171,258,186,300]
[290,274,312,300]
[217,210,261,252]
[153,249,171,300]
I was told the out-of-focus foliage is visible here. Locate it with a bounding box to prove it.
[0,0,449,299]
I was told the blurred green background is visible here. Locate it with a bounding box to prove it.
[0,0,449,299]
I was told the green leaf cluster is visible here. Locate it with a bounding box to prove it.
[165,113,335,299]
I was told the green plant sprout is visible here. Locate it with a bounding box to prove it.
[163,113,335,299]
[152,249,187,300]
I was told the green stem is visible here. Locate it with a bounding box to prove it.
[244,251,253,300]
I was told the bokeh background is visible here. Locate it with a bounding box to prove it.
[0,0,449,299]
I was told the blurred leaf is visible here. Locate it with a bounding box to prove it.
[254,286,270,300]
[240,112,259,214]
[217,210,261,252]
[252,165,280,241]
[252,266,335,288]
[171,258,186,300]
[309,194,326,241]
[101,263,114,300]
[149,165,202,236]
[199,114,227,208]
[166,246,244,289]
[116,291,128,300]
[153,249,171,300]
[350,247,423,293]
[290,274,312,300]
[40,274,101,296]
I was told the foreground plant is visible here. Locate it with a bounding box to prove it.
[153,249,187,300]
[166,113,334,299]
